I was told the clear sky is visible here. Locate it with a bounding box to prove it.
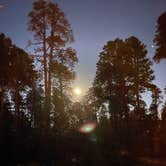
[0,0,166,104]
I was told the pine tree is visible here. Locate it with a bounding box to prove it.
[9,46,37,117]
[149,84,162,120]
[28,0,77,128]
[28,0,75,97]
[126,36,154,117]
[93,37,154,121]
[0,33,12,111]
[93,39,133,121]
[153,12,166,62]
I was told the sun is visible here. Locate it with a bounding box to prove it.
[73,87,82,96]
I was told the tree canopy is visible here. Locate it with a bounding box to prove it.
[153,12,166,62]
[93,37,154,120]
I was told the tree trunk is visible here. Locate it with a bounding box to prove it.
[14,82,20,117]
[0,84,5,111]
[48,29,54,98]
[59,74,64,111]
[136,84,140,111]
[43,15,48,98]
[42,15,50,128]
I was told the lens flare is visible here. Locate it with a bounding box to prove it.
[79,122,96,134]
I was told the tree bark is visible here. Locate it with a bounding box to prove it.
[48,29,54,98]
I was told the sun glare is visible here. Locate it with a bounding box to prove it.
[73,87,81,96]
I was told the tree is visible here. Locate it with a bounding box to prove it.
[28,0,77,128]
[0,33,37,116]
[28,0,48,97]
[149,84,162,120]
[82,87,101,122]
[93,39,133,122]
[161,87,166,122]
[28,0,74,97]
[93,37,154,122]
[26,83,43,128]
[51,48,78,103]
[9,45,37,118]
[0,33,12,111]
[46,1,74,98]
[51,87,72,135]
[126,36,154,116]
[153,12,166,62]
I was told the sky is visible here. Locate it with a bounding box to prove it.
[0,0,166,105]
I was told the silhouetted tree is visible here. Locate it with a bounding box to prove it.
[0,33,37,117]
[28,0,48,97]
[51,87,72,135]
[28,0,74,97]
[149,84,162,120]
[46,2,74,97]
[93,39,134,122]
[0,33,12,111]
[126,36,154,118]
[153,12,166,62]
[161,88,166,130]
[51,48,78,106]
[28,0,76,128]
[9,46,37,118]
[82,87,100,122]
[26,83,43,128]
